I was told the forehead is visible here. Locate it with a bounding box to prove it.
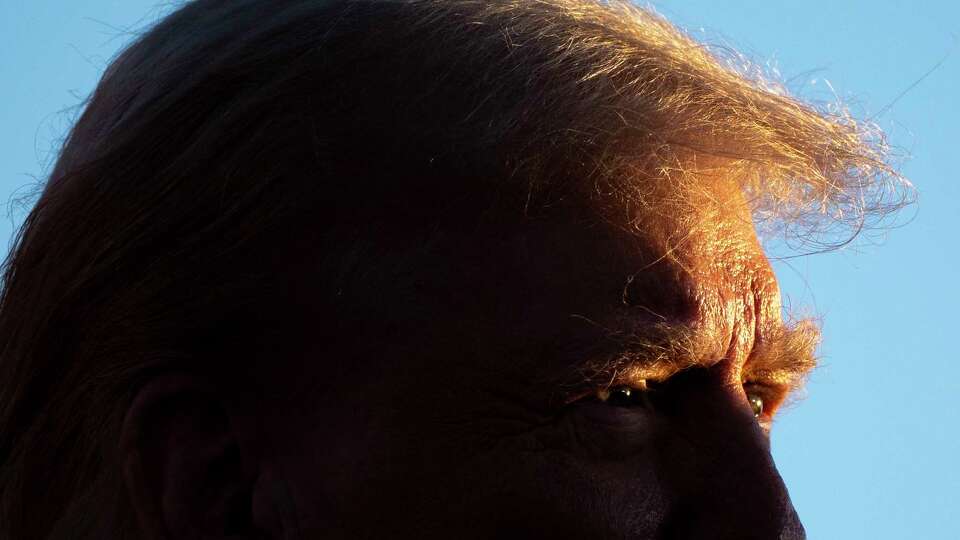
[266,167,800,406]
[438,172,781,361]
[485,170,772,299]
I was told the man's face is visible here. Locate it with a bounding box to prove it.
[267,175,812,538]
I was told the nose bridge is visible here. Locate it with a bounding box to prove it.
[620,180,801,537]
[653,370,805,539]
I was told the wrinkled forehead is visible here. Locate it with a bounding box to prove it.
[547,159,766,265]
[258,160,791,399]
[393,169,786,381]
[452,162,774,300]
[275,154,775,323]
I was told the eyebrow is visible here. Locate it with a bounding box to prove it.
[553,314,820,398]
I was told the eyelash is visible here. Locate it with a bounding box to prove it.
[594,385,655,408]
[583,380,783,421]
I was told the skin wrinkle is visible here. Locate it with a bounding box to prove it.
[563,310,817,395]
[560,174,819,407]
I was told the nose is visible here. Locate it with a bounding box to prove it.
[652,367,806,540]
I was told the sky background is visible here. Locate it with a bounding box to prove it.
[1,1,957,538]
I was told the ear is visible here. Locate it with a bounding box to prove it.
[120,373,287,539]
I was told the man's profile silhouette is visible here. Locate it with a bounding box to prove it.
[0,1,906,538]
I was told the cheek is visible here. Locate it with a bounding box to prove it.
[443,429,671,538]
[273,362,678,538]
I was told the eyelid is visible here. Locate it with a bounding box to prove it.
[743,367,809,388]
[561,375,655,406]
[742,362,813,404]
[565,362,807,413]
[742,380,790,418]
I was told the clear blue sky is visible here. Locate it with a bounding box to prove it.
[1,1,957,538]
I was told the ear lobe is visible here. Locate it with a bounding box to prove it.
[120,373,279,539]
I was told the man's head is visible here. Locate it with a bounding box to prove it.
[0,1,904,538]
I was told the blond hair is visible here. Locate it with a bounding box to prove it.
[405,0,911,246]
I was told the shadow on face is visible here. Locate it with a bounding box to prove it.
[119,177,809,539]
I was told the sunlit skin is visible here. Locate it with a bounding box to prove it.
[121,173,814,538]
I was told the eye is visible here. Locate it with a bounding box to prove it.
[595,382,652,408]
[747,392,764,418]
